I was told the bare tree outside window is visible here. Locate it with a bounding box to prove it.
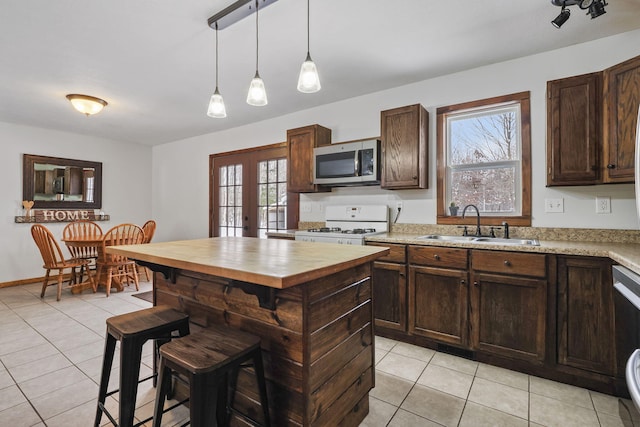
[447,104,522,215]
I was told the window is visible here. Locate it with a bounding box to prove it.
[210,143,298,238]
[437,92,531,226]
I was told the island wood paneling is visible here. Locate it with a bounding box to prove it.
[154,260,375,426]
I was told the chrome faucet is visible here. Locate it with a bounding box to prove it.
[462,204,482,237]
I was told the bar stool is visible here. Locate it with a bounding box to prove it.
[152,325,271,427]
[94,305,190,427]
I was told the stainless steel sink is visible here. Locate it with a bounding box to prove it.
[417,235,540,246]
[417,235,478,242]
[473,237,540,246]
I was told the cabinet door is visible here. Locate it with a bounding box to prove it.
[409,265,468,347]
[603,54,640,183]
[372,261,406,332]
[470,272,546,363]
[546,73,601,186]
[380,104,428,189]
[287,125,331,193]
[557,256,614,375]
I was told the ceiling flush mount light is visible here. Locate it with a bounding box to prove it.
[207,23,227,118]
[297,0,320,93]
[550,0,608,28]
[246,0,267,106]
[66,94,107,116]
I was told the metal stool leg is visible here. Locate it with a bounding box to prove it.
[94,333,117,427]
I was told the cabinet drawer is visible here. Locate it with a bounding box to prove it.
[472,250,546,278]
[409,246,468,269]
[367,242,406,263]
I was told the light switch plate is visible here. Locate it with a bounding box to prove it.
[545,198,564,213]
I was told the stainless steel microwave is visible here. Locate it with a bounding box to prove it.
[313,139,381,186]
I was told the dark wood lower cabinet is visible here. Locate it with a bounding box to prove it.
[368,242,626,396]
[557,256,614,375]
[470,272,547,363]
[372,261,406,332]
[409,265,468,347]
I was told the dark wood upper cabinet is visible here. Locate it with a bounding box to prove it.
[380,104,429,189]
[546,72,602,186]
[546,54,640,186]
[286,124,331,193]
[603,54,640,183]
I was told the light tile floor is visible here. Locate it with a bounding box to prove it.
[1,280,639,426]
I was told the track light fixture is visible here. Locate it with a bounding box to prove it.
[552,4,571,28]
[550,0,608,28]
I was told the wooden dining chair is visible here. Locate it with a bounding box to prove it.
[95,223,144,296]
[62,220,103,283]
[138,220,157,281]
[31,224,95,301]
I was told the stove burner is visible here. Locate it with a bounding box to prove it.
[307,227,342,233]
[342,228,377,234]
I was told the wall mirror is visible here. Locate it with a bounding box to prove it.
[23,154,102,209]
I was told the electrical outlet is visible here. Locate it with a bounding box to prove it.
[544,198,564,213]
[596,196,611,214]
[396,201,403,211]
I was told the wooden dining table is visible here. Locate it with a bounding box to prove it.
[62,236,125,294]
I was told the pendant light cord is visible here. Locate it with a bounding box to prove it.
[306,0,310,53]
[255,0,260,73]
[215,22,219,88]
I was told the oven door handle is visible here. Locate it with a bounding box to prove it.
[626,349,640,410]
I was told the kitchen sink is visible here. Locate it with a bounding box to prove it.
[417,235,540,246]
[417,235,478,242]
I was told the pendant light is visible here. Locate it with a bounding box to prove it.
[246,0,268,106]
[207,23,227,118]
[297,0,320,93]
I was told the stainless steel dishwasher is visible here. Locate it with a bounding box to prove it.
[614,265,640,411]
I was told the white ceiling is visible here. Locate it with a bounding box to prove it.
[2,0,640,146]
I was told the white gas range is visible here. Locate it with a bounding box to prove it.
[294,205,389,245]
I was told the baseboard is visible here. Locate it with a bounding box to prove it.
[0,273,74,289]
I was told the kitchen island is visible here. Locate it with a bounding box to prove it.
[106,237,389,426]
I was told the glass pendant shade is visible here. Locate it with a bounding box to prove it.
[297,52,321,93]
[66,94,107,116]
[247,71,268,106]
[207,88,227,118]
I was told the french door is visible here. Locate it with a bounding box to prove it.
[210,143,298,238]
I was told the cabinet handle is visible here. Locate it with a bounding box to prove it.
[607,164,616,169]
[434,254,440,260]
[461,279,466,285]
[399,272,405,278]
[504,260,511,266]
[474,281,479,286]
[412,175,418,179]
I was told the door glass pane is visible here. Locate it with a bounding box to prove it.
[218,164,243,237]
[256,157,287,236]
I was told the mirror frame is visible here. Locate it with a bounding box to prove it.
[23,154,103,209]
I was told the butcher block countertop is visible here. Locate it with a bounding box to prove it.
[106,236,389,289]
[366,233,640,275]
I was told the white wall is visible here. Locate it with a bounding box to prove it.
[153,29,640,242]
[1,122,152,282]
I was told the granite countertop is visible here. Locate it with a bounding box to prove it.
[366,232,640,275]
[106,237,388,289]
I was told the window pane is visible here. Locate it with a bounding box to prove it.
[259,162,267,184]
[278,159,287,182]
[268,183,277,205]
[449,106,520,166]
[258,184,267,207]
[258,206,268,228]
[235,165,242,185]
[219,207,227,226]
[219,166,227,186]
[450,166,516,214]
[268,160,277,182]
[278,183,287,205]
[235,185,242,206]
[219,186,227,206]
